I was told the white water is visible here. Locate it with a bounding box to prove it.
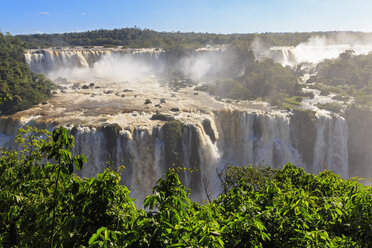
[0,108,351,204]
[261,36,372,67]
[0,46,359,204]
[25,48,165,81]
[25,47,245,82]
[312,115,349,176]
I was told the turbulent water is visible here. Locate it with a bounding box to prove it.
[0,107,351,202]
[0,47,368,203]
[25,48,166,81]
[24,46,242,82]
[268,43,372,67]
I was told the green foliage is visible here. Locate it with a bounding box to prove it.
[204,79,253,100]
[276,95,303,110]
[242,59,300,98]
[316,51,372,109]
[197,58,301,105]
[18,28,372,49]
[316,102,343,113]
[222,164,278,192]
[0,126,135,247]
[0,127,371,247]
[217,164,371,247]
[0,32,54,115]
[316,50,370,88]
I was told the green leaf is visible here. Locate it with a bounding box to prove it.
[89,233,99,244]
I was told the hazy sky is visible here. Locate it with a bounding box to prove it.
[1,0,372,35]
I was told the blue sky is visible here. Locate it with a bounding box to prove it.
[1,0,372,35]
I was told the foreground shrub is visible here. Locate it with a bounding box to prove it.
[0,127,370,247]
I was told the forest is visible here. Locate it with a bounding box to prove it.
[314,50,372,109]
[194,53,302,106]
[0,32,54,115]
[17,27,372,50]
[0,126,371,247]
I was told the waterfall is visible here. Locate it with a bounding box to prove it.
[0,107,358,203]
[269,41,372,67]
[72,110,350,201]
[312,114,349,177]
[25,48,246,82]
[194,123,221,200]
[72,127,107,178]
[215,110,301,168]
[24,48,166,81]
[24,49,111,73]
[269,46,298,67]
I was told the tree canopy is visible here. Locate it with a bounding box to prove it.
[17,28,369,50]
[0,126,370,247]
[0,32,54,115]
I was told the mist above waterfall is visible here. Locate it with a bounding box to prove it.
[47,53,157,82]
[250,38,272,62]
[253,33,372,66]
[25,47,247,83]
[178,52,218,81]
[177,47,243,81]
[293,34,372,64]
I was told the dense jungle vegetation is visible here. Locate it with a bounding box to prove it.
[0,32,54,115]
[195,54,303,105]
[0,126,371,247]
[17,28,372,50]
[314,50,372,109]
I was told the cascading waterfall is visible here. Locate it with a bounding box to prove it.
[72,110,351,201]
[114,129,160,203]
[24,48,247,82]
[312,114,349,177]
[193,123,222,200]
[269,42,372,67]
[0,108,355,202]
[1,45,365,204]
[24,48,166,80]
[214,110,302,168]
[269,46,298,67]
[25,49,111,73]
[72,127,107,178]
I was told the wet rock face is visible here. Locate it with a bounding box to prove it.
[150,113,175,121]
[290,110,317,168]
[252,113,262,141]
[202,119,216,143]
[184,125,202,195]
[102,123,122,161]
[162,120,184,169]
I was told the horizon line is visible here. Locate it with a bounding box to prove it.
[10,27,372,36]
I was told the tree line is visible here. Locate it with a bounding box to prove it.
[17,27,368,50]
[0,32,54,115]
